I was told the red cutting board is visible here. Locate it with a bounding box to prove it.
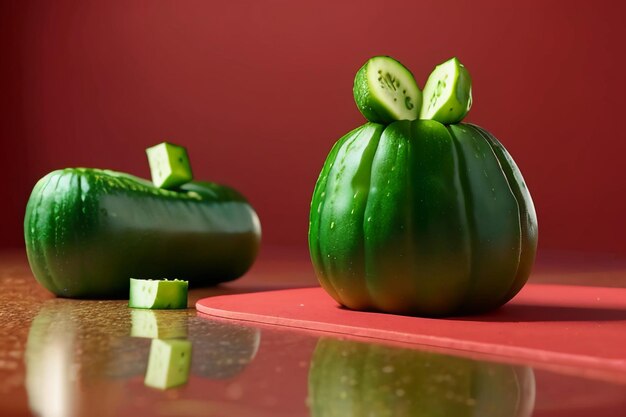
[196,284,626,377]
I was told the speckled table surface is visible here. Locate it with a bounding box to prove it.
[1,248,625,417]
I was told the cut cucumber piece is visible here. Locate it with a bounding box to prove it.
[144,339,192,390]
[420,57,472,124]
[146,142,193,189]
[129,278,188,309]
[353,56,422,124]
[131,309,188,339]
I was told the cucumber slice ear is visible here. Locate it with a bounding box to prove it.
[146,142,193,189]
[353,56,422,124]
[420,57,472,124]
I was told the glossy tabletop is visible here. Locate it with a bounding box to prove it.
[1,248,625,417]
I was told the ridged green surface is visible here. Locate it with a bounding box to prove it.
[309,120,537,316]
[308,338,535,417]
[24,168,261,298]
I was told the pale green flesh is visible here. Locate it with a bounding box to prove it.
[128,278,188,309]
[144,339,192,390]
[355,56,422,123]
[420,57,472,124]
[146,142,193,189]
[130,309,188,339]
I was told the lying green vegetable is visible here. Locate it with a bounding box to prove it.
[129,278,188,309]
[25,168,261,298]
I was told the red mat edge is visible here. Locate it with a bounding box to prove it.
[196,285,626,382]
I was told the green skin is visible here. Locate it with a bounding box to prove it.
[24,168,261,298]
[309,120,537,316]
[308,338,535,417]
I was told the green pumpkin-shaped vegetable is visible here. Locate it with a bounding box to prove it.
[308,338,536,417]
[309,120,537,316]
[309,58,537,316]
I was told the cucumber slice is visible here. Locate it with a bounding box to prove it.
[129,278,188,309]
[144,339,192,390]
[353,56,422,124]
[420,57,472,124]
[131,309,188,339]
[146,142,193,189]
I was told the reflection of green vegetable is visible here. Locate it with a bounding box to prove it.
[144,339,192,390]
[25,308,77,417]
[129,278,188,309]
[309,120,537,316]
[25,300,261,391]
[25,168,261,298]
[308,339,535,417]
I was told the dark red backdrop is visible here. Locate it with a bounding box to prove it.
[2,1,625,255]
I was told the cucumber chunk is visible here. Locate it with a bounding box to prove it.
[146,142,193,189]
[129,278,188,309]
[353,56,422,124]
[131,309,188,339]
[144,339,192,390]
[420,57,472,124]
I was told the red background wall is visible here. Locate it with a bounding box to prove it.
[2,0,625,255]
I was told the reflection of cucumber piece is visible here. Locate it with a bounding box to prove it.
[144,339,192,389]
[146,142,193,189]
[129,278,188,309]
[131,309,188,339]
[354,56,421,124]
[420,57,472,124]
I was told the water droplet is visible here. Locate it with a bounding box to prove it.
[382,365,394,373]
[330,222,335,229]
